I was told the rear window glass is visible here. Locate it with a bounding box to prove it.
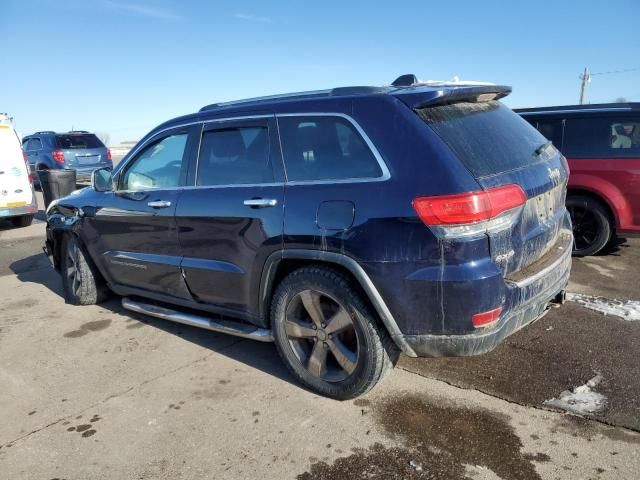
[55,134,104,149]
[563,116,640,158]
[418,101,548,178]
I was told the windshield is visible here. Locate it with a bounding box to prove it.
[417,101,548,178]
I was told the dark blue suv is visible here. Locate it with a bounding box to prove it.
[22,131,112,185]
[44,76,571,399]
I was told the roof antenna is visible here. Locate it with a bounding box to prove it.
[391,74,418,87]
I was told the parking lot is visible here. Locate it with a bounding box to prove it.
[1,193,639,480]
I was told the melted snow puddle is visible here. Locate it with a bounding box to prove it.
[545,375,606,415]
[566,292,640,321]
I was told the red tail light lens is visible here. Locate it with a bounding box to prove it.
[23,151,33,184]
[413,184,527,226]
[106,148,112,161]
[52,149,65,164]
[472,306,503,328]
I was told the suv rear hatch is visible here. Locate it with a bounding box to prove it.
[413,95,569,277]
[55,133,108,167]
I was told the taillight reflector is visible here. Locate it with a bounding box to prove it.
[413,184,527,226]
[472,306,503,328]
[52,149,65,164]
[22,151,33,184]
[106,148,112,161]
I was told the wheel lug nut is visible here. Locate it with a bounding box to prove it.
[321,323,326,328]
[323,342,328,348]
[312,325,317,330]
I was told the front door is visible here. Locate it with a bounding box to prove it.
[176,116,285,321]
[87,125,199,297]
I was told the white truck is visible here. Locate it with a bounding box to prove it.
[0,114,37,227]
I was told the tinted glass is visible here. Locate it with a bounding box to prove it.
[535,119,564,151]
[55,134,104,149]
[26,138,42,150]
[278,116,382,182]
[197,126,273,186]
[418,101,548,177]
[121,134,187,190]
[564,116,640,158]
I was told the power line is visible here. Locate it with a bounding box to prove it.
[590,66,640,76]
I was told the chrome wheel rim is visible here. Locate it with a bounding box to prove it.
[284,289,359,382]
[66,240,81,296]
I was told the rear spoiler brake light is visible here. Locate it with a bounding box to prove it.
[394,85,512,110]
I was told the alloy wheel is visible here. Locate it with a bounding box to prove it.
[66,240,81,296]
[568,205,599,252]
[284,289,359,382]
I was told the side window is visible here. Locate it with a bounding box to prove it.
[29,138,43,150]
[197,126,273,186]
[278,116,383,182]
[22,139,31,150]
[564,116,640,158]
[120,133,188,191]
[535,118,564,151]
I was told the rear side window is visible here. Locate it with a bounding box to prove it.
[418,101,547,178]
[197,126,273,186]
[563,116,640,158]
[534,118,564,151]
[278,116,383,182]
[55,134,104,149]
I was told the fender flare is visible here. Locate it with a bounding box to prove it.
[259,249,417,357]
[568,173,632,229]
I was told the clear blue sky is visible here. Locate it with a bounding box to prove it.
[2,0,639,143]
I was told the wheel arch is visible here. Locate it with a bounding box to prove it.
[259,249,416,357]
[568,174,632,230]
[566,187,616,230]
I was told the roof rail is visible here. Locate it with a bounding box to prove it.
[68,130,90,133]
[34,131,55,135]
[330,86,387,96]
[199,89,331,112]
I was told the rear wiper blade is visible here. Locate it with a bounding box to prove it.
[534,140,552,156]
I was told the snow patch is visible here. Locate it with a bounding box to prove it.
[566,292,640,321]
[545,375,606,415]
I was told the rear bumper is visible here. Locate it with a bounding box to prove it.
[0,197,38,219]
[398,234,572,357]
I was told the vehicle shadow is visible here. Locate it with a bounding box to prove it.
[9,255,298,390]
[595,235,629,256]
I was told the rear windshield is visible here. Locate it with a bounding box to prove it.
[417,101,548,178]
[55,134,104,149]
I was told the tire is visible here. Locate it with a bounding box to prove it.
[61,234,109,305]
[566,195,612,257]
[10,215,34,228]
[271,266,398,399]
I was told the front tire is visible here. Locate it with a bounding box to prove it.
[567,195,612,257]
[61,235,108,305]
[271,266,397,399]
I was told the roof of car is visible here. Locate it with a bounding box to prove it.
[27,130,95,137]
[515,102,640,115]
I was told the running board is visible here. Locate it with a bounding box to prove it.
[121,298,274,342]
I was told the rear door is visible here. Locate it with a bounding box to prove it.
[175,116,285,319]
[0,125,33,212]
[418,101,570,275]
[87,125,199,297]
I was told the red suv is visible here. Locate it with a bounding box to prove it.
[518,103,640,256]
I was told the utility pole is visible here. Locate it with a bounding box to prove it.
[579,67,590,104]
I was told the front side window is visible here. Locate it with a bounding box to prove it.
[121,133,187,191]
[278,116,382,182]
[197,126,273,186]
[564,116,640,158]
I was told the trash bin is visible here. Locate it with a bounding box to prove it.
[38,169,77,210]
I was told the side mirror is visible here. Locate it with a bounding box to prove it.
[92,167,113,192]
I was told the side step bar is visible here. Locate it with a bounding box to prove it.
[121,298,274,342]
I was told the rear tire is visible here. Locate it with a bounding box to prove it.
[10,215,34,228]
[567,195,612,257]
[271,266,397,400]
[61,235,109,305]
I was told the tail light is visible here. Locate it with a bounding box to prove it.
[106,148,112,162]
[23,151,33,184]
[52,149,65,164]
[413,184,527,238]
[472,306,503,328]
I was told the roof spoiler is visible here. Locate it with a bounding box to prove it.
[394,85,512,110]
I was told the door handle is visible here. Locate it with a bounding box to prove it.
[147,200,172,209]
[243,198,278,208]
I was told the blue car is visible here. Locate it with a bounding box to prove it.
[22,131,112,185]
[44,75,571,399]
